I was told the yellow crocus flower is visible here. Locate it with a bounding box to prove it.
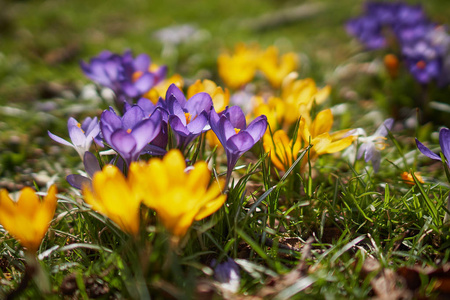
[135,150,226,237]
[0,185,57,253]
[259,46,299,89]
[82,165,141,236]
[217,43,260,90]
[252,96,285,131]
[299,109,354,159]
[263,130,302,172]
[188,79,230,112]
[281,77,331,125]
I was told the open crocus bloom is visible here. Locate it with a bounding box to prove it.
[0,185,57,253]
[209,106,267,183]
[82,164,141,235]
[258,46,299,89]
[48,116,101,160]
[80,50,167,100]
[130,150,226,237]
[100,105,162,166]
[165,84,213,148]
[299,109,354,166]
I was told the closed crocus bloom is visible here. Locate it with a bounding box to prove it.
[188,79,230,112]
[259,46,299,89]
[263,130,302,172]
[82,165,141,235]
[0,185,57,253]
[134,150,226,237]
[217,43,260,90]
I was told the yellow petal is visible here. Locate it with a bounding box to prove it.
[310,109,333,138]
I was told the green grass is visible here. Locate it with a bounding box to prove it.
[2,0,450,299]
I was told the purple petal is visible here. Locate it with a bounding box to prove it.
[165,84,186,104]
[439,128,450,163]
[101,108,122,130]
[375,118,394,137]
[168,98,186,125]
[131,118,161,151]
[83,151,101,178]
[48,131,73,147]
[415,138,441,161]
[67,174,92,190]
[169,115,191,136]
[133,54,151,72]
[68,117,79,128]
[137,98,157,116]
[225,106,246,129]
[111,129,137,156]
[226,131,256,154]
[187,112,208,134]
[134,72,155,94]
[122,106,145,130]
[186,92,213,115]
[245,115,267,142]
[121,81,140,98]
[68,125,87,147]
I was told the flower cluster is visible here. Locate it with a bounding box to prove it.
[347,2,450,84]
[218,43,299,89]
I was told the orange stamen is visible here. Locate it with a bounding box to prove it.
[127,128,132,134]
[234,128,241,134]
[77,123,85,134]
[416,60,426,70]
[185,113,192,124]
[132,71,143,83]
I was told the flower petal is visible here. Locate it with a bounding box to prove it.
[415,138,441,161]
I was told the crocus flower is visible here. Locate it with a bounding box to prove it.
[263,129,302,172]
[80,50,167,101]
[217,43,260,89]
[130,150,227,237]
[0,185,57,253]
[48,116,101,160]
[165,84,213,148]
[100,105,162,166]
[356,118,394,172]
[299,109,354,168]
[212,258,241,294]
[187,79,230,113]
[82,164,141,235]
[258,46,299,89]
[209,106,267,183]
[401,171,424,185]
[415,127,450,168]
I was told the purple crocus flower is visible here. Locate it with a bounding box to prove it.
[80,50,167,101]
[416,127,450,168]
[165,84,213,149]
[100,105,162,166]
[48,116,101,160]
[209,106,267,184]
[346,16,386,50]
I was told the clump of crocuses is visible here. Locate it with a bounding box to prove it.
[347,1,450,85]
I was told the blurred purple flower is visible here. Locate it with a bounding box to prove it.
[212,258,240,293]
[165,84,213,148]
[100,105,162,165]
[356,118,394,172]
[416,127,450,168]
[346,16,386,50]
[80,50,167,101]
[210,106,267,184]
[48,116,101,160]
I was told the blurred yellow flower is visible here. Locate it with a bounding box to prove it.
[299,109,353,160]
[281,77,331,125]
[259,46,299,89]
[136,150,227,237]
[83,165,141,235]
[188,79,230,112]
[0,185,57,253]
[143,74,184,103]
[218,43,260,90]
[252,96,284,131]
